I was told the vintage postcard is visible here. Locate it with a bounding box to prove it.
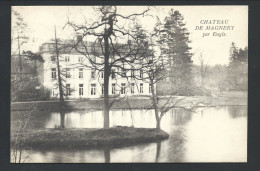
[10,6,248,163]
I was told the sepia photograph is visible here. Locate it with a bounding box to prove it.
[10,5,248,163]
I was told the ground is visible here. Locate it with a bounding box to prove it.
[11,127,169,149]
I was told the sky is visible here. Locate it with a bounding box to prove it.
[12,6,248,66]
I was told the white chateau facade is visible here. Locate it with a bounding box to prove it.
[40,42,153,99]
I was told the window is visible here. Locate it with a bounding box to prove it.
[66,84,71,96]
[111,69,115,79]
[52,87,56,97]
[131,68,135,78]
[79,84,83,96]
[79,68,83,78]
[51,68,56,79]
[101,84,104,95]
[100,71,104,79]
[66,68,71,78]
[149,83,152,93]
[131,83,135,94]
[51,56,56,62]
[140,83,143,93]
[65,56,70,62]
[140,69,143,79]
[112,83,116,94]
[121,83,126,94]
[91,84,96,95]
[91,69,96,79]
[78,56,83,63]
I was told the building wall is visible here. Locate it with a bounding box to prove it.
[42,52,153,99]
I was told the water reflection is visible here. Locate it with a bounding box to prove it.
[228,105,247,118]
[155,141,161,162]
[104,148,110,163]
[60,110,65,128]
[11,106,247,163]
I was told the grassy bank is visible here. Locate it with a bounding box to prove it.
[11,98,152,111]
[11,127,169,149]
[11,91,247,111]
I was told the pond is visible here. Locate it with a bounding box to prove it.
[11,106,247,163]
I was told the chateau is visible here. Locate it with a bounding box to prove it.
[39,40,153,99]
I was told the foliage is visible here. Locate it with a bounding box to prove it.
[227,42,248,90]
[157,9,193,94]
[11,11,46,102]
[11,55,45,102]
[11,109,33,163]
[12,10,29,55]
[22,51,44,62]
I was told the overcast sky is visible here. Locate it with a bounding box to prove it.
[12,6,248,66]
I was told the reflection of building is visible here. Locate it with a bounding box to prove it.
[39,41,153,99]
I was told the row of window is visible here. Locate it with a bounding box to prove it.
[55,83,152,97]
[51,68,99,79]
[51,68,144,79]
[51,56,84,63]
[51,56,152,64]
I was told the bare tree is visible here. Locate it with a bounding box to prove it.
[12,10,29,80]
[65,6,151,128]
[140,24,205,130]
[197,50,210,87]
[54,26,65,105]
[145,55,204,129]
[11,109,34,163]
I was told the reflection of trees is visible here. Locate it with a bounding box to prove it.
[104,148,110,163]
[172,109,192,125]
[60,110,65,128]
[228,106,247,118]
[155,141,161,162]
[167,127,185,162]
[12,110,53,130]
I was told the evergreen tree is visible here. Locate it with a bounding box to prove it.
[227,42,248,90]
[160,9,193,94]
[12,10,29,80]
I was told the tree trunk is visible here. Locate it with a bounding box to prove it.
[103,35,110,129]
[150,79,161,130]
[156,119,161,129]
[54,26,64,104]
[18,35,22,80]
[34,60,37,76]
